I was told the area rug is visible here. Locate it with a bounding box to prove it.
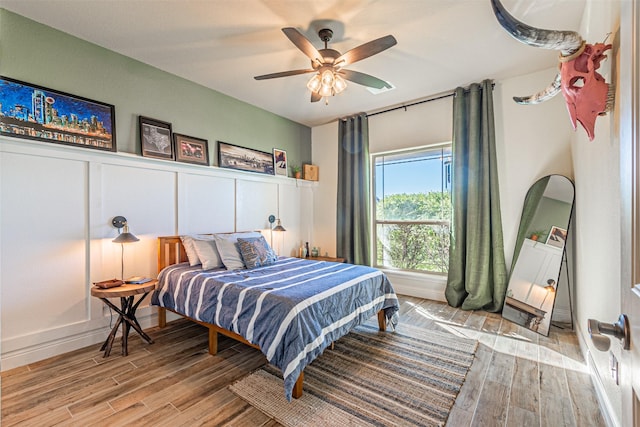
[229,322,478,426]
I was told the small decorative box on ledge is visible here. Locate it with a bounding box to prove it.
[303,164,319,181]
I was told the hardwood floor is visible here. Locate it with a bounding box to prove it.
[1,295,605,426]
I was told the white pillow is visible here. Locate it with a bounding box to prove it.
[181,235,213,266]
[213,232,262,270]
[191,238,224,270]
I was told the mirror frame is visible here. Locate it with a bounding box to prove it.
[502,175,575,336]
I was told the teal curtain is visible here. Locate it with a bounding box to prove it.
[510,176,550,272]
[445,80,508,312]
[337,113,371,265]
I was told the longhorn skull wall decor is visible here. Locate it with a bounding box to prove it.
[491,0,615,141]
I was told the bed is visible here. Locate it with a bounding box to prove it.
[152,235,399,400]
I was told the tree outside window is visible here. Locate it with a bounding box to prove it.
[373,145,452,274]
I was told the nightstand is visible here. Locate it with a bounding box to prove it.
[307,256,346,263]
[91,280,158,357]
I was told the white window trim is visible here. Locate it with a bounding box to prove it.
[371,142,452,275]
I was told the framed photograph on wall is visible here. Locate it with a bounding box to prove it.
[545,226,567,249]
[273,148,287,176]
[174,133,209,165]
[139,116,173,160]
[217,141,274,175]
[0,76,116,151]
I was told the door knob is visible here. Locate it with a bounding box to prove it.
[587,314,630,351]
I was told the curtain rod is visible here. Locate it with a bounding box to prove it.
[365,81,495,119]
[366,92,453,118]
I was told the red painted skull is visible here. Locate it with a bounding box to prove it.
[560,43,612,141]
[491,0,614,141]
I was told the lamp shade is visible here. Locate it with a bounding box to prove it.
[272,219,286,232]
[268,214,286,232]
[113,224,139,243]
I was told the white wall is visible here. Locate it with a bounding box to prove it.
[571,0,622,424]
[0,136,314,370]
[312,69,574,304]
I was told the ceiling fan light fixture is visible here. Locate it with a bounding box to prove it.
[319,83,333,97]
[321,69,334,86]
[307,74,322,92]
[308,69,347,99]
[333,74,347,94]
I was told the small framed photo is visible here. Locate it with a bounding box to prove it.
[174,133,209,165]
[139,116,173,160]
[273,148,288,176]
[545,226,567,249]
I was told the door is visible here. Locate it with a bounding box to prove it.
[620,0,640,425]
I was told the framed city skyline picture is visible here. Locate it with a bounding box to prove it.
[0,76,116,151]
[217,141,274,175]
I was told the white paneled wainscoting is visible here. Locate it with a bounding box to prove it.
[0,136,314,370]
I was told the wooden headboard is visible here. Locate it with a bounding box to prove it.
[157,236,188,273]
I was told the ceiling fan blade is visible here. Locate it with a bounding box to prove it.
[310,92,322,103]
[282,27,323,63]
[254,69,316,80]
[335,35,397,67]
[340,69,392,89]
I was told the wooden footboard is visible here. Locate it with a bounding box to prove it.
[156,235,389,399]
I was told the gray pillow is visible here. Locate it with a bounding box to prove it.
[213,232,262,270]
[191,237,224,270]
[180,234,215,266]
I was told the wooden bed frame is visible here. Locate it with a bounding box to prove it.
[156,235,388,399]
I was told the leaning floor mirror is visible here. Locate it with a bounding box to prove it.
[502,175,575,336]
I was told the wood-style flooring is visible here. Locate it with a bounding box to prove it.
[1,296,605,426]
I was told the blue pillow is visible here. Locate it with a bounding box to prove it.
[237,236,278,269]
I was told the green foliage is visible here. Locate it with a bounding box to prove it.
[376,192,451,273]
[377,192,451,221]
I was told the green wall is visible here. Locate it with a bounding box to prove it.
[0,9,311,166]
[526,197,573,242]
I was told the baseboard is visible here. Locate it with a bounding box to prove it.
[576,325,620,427]
[1,308,158,371]
[382,269,446,301]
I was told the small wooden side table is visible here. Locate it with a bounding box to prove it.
[91,280,158,357]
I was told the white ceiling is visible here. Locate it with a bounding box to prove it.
[0,0,586,127]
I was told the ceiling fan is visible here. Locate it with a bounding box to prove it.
[254,27,397,103]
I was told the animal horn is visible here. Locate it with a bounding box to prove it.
[491,0,583,57]
[513,73,561,104]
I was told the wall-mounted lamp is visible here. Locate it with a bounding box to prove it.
[112,216,139,280]
[269,214,286,232]
[268,214,285,253]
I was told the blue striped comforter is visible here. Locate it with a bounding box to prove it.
[151,256,399,400]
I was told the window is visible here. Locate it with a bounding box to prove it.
[373,144,452,274]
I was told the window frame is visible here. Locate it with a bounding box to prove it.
[371,142,452,275]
